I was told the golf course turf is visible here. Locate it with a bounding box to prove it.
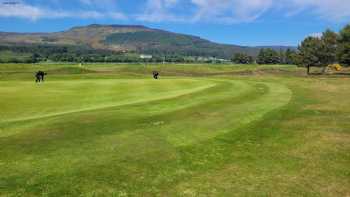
[0,64,349,196]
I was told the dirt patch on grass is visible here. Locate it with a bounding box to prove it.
[256,68,306,76]
[321,132,350,146]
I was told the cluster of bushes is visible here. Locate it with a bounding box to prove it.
[0,44,114,63]
[232,48,297,65]
[0,44,231,64]
[0,55,38,63]
[232,53,254,64]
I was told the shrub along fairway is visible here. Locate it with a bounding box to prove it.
[0,63,349,196]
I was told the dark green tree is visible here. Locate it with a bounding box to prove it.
[338,25,350,66]
[279,49,285,64]
[232,53,254,64]
[320,29,338,66]
[257,48,280,64]
[285,49,298,65]
[298,36,323,74]
[256,49,266,64]
[31,53,40,63]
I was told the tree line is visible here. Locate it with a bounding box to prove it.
[297,25,350,74]
[232,48,297,65]
[0,44,229,64]
[232,24,350,74]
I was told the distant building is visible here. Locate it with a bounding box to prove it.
[140,54,152,59]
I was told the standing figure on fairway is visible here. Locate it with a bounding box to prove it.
[35,71,47,83]
[153,71,159,79]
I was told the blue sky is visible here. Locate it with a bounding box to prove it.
[0,0,349,46]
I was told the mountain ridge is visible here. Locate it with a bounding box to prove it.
[0,24,295,59]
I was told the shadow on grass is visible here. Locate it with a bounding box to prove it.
[308,72,350,78]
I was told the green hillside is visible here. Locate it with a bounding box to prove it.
[105,30,256,58]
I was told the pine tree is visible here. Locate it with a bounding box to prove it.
[256,48,280,65]
[320,29,338,66]
[285,49,297,65]
[298,36,322,74]
[338,25,350,66]
[232,53,254,64]
[256,49,266,64]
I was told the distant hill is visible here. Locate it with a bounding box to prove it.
[0,24,295,59]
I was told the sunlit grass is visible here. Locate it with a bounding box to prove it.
[0,63,349,196]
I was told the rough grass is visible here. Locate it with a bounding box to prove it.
[0,63,349,196]
[0,51,32,62]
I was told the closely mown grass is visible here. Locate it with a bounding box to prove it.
[0,63,349,196]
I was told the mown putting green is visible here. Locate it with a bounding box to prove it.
[0,64,349,196]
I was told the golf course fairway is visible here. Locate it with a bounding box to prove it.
[0,64,349,196]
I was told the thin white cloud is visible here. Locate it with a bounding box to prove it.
[0,2,126,20]
[0,0,349,23]
[80,0,115,5]
[0,3,43,20]
[309,32,322,38]
[79,0,118,10]
[135,0,184,22]
[291,0,350,21]
[191,0,273,23]
[136,0,350,23]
